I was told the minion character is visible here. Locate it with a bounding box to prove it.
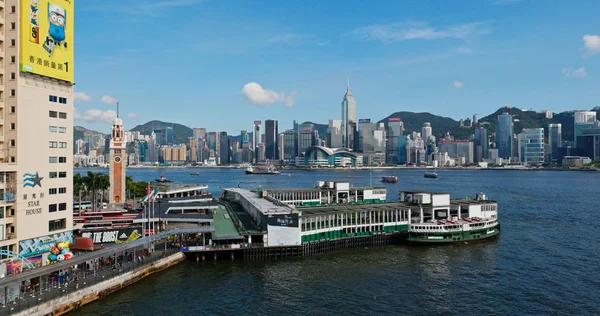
[43,2,67,55]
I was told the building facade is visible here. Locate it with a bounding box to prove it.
[474,126,488,163]
[327,119,343,149]
[219,132,230,165]
[386,118,403,164]
[518,128,545,165]
[495,113,514,159]
[548,123,562,162]
[574,111,597,147]
[421,122,432,143]
[341,85,356,150]
[264,119,278,160]
[283,129,297,161]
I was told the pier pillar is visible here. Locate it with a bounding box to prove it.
[214,254,217,261]
[202,255,206,261]
[231,253,234,260]
[196,254,199,262]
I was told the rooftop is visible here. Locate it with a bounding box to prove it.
[226,188,294,215]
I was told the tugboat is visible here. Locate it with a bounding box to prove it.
[424,171,438,179]
[155,175,173,183]
[246,165,280,175]
[382,176,398,183]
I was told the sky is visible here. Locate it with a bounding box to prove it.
[73,0,600,135]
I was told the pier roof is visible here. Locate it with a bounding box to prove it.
[212,205,243,240]
[299,202,413,215]
[227,188,294,215]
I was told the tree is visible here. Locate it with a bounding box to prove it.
[73,173,85,211]
[84,171,100,211]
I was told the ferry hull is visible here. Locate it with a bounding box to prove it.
[407,226,500,245]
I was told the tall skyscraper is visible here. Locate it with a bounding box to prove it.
[422,122,432,143]
[166,126,174,145]
[474,127,488,163]
[278,134,285,161]
[219,132,230,165]
[253,121,261,162]
[328,120,343,148]
[298,123,315,156]
[265,119,279,160]
[193,128,206,141]
[574,111,597,147]
[549,123,562,162]
[207,132,218,152]
[473,114,479,125]
[283,129,297,161]
[518,128,545,165]
[341,83,357,150]
[386,118,404,163]
[240,130,249,144]
[495,113,514,159]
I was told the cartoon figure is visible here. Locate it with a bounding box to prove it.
[57,254,65,261]
[43,2,67,55]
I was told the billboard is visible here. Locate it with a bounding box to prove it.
[20,0,74,82]
[81,228,142,244]
[19,231,73,257]
[388,117,401,122]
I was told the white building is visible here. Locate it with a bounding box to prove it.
[518,128,545,165]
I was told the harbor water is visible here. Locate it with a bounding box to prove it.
[72,168,600,315]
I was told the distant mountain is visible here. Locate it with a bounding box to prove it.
[130,120,193,144]
[378,112,473,140]
[73,126,105,143]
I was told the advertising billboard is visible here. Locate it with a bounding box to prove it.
[19,231,73,257]
[388,117,401,122]
[81,228,142,244]
[20,0,74,82]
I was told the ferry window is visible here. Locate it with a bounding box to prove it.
[49,204,57,213]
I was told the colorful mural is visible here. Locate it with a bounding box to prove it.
[19,231,73,257]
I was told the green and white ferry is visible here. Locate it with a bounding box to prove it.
[402,191,500,244]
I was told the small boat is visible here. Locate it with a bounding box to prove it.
[155,175,173,183]
[424,170,438,179]
[189,172,200,176]
[246,165,280,175]
[382,176,398,183]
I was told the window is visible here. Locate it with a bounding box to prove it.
[49,219,66,232]
[9,123,14,130]
[49,188,57,195]
[59,203,67,211]
[49,204,57,213]
[10,23,15,30]
[59,97,67,104]
[49,141,57,148]
[9,157,15,163]
[49,156,57,163]
[58,157,66,163]
[59,142,67,149]
[58,188,66,194]
[9,140,15,147]
[10,56,15,63]
[49,126,57,133]
[10,6,16,14]
[58,172,67,178]
[49,172,57,179]
[59,112,67,119]
[10,40,15,47]
[49,111,57,118]
[10,73,15,80]
[9,90,15,97]
[58,127,66,133]
[49,95,58,102]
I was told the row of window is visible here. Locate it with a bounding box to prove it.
[49,126,68,133]
[49,96,68,104]
[49,141,67,149]
[49,219,67,232]
[49,111,68,119]
[48,187,67,195]
[49,157,67,163]
[49,203,68,213]
[49,172,67,179]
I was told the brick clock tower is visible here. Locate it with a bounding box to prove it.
[109,104,126,205]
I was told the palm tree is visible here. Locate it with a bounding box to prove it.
[98,173,110,206]
[84,171,102,211]
[73,173,85,211]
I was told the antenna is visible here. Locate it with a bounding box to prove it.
[347,76,350,88]
[117,102,120,118]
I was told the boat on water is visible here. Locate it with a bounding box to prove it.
[382,176,398,183]
[189,172,200,176]
[246,165,280,175]
[403,191,500,244]
[155,175,173,183]
[424,171,438,179]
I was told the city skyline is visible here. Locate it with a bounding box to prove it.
[73,1,600,133]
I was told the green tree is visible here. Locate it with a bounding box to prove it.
[73,173,86,211]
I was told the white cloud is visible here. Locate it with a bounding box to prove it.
[350,22,489,43]
[582,35,600,56]
[562,67,586,78]
[452,81,464,88]
[74,92,92,103]
[100,95,118,105]
[75,109,117,124]
[241,82,297,107]
[127,113,139,119]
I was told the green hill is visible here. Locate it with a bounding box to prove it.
[378,112,473,140]
[130,120,192,144]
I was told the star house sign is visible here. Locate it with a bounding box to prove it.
[23,172,44,188]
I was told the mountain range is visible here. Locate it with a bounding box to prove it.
[75,107,600,145]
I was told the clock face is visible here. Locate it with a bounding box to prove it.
[114,156,121,163]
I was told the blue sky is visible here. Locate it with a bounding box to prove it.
[74,0,600,135]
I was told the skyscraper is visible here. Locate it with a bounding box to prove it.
[240,130,249,144]
[253,121,261,161]
[495,113,514,159]
[165,126,174,145]
[278,134,285,161]
[386,118,404,163]
[219,132,230,165]
[283,129,297,161]
[265,119,279,160]
[518,128,544,165]
[328,120,343,148]
[193,128,206,141]
[341,83,357,150]
[549,123,562,162]
[422,122,432,143]
[574,111,597,147]
[474,127,488,163]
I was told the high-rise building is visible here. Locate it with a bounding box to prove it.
[189,138,198,163]
[473,114,479,125]
[386,118,404,164]
[257,143,266,162]
[495,113,514,159]
[219,132,230,165]
[278,134,285,161]
[518,128,545,165]
[193,128,206,141]
[422,122,432,143]
[298,124,315,156]
[160,145,187,164]
[240,130,249,144]
[549,123,562,162]
[341,83,357,150]
[438,140,474,165]
[265,119,279,160]
[207,132,218,152]
[253,121,261,162]
[474,127,488,163]
[165,126,174,145]
[327,120,343,148]
[574,111,597,147]
[283,130,297,161]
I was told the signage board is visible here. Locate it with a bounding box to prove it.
[388,118,401,122]
[81,228,142,244]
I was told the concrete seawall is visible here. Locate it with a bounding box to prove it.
[15,252,186,316]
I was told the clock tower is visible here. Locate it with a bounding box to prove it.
[109,103,126,205]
